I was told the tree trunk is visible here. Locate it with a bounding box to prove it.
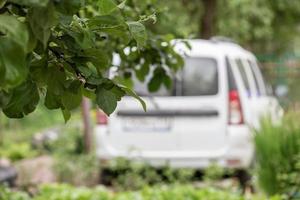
[199,0,217,39]
[0,114,2,145]
[81,97,92,153]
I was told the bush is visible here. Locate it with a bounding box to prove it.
[203,163,227,182]
[103,158,196,190]
[46,124,99,186]
[0,142,37,161]
[47,125,84,155]
[53,154,100,186]
[0,184,281,200]
[0,186,31,200]
[254,113,300,197]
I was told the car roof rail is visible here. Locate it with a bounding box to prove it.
[210,36,236,44]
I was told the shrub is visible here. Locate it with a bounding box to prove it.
[47,124,99,186]
[254,114,300,197]
[203,163,226,182]
[46,125,84,155]
[0,184,266,200]
[104,158,196,190]
[0,142,37,161]
[53,154,100,186]
[0,186,30,200]
[1,183,284,200]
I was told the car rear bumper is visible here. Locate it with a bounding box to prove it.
[95,125,254,169]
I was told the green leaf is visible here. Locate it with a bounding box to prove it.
[61,108,71,123]
[87,15,122,29]
[77,65,92,78]
[0,15,29,51]
[81,48,110,69]
[66,16,95,49]
[27,26,37,52]
[96,86,118,115]
[86,75,105,85]
[110,85,126,101]
[0,15,29,89]
[30,56,48,86]
[46,66,66,96]
[163,75,172,89]
[148,74,162,92]
[127,21,147,48]
[0,38,28,89]
[8,0,49,7]
[0,90,11,108]
[55,0,81,16]
[62,86,82,110]
[117,0,126,9]
[45,91,61,109]
[3,81,40,118]
[28,2,57,48]
[135,61,150,82]
[120,86,146,112]
[113,76,133,89]
[98,0,117,15]
[0,0,6,9]
[81,87,96,100]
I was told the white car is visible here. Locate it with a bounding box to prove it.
[95,39,282,169]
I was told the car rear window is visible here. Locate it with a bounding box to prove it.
[182,57,218,96]
[133,57,218,97]
[134,73,172,97]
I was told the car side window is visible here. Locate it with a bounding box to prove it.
[235,59,251,97]
[226,57,237,91]
[249,60,267,96]
[247,60,261,96]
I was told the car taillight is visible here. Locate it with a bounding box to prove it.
[96,110,108,125]
[228,90,244,125]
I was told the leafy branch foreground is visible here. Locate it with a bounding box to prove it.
[0,0,184,121]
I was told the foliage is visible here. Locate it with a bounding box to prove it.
[0,186,31,200]
[0,183,282,200]
[102,158,196,190]
[203,163,226,182]
[0,104,67,142]
[254,113,300,198]
[0,0,184,120]
[42,125,99,186]
[46,125,84,154]
[0,142,37,161]
[156,0,300,54]
[0,105,82,161]
[217,0,300,53]
[53,154,100,186]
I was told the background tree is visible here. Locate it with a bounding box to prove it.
[154,0,300,54]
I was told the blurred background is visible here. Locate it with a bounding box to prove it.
[1,0,300,199]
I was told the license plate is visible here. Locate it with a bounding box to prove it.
[122,117,172,132]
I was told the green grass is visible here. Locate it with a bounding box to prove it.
[0,104,83,142]
[0,104,84,161]
[0,183,282,200]
[254,113,300,197]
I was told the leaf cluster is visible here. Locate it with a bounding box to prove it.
[0,0,184,121]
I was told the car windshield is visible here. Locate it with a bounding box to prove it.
[134,57,218,96]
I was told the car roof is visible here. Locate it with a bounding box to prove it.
[174,39,256,60]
